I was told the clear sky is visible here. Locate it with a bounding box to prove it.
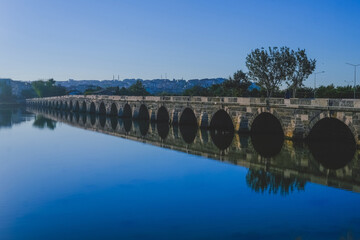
[0,0,359,87]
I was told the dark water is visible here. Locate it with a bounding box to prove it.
[0,107,360,240]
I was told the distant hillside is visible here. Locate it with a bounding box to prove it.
[56,78,227,94]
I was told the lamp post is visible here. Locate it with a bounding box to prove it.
[346,63,360,99]
[313,71,325,98]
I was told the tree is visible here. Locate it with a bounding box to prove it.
[223,70,251,96]
[127,80,150,96]
[246,47,294,97]
[0,81,13,100]
[286,49,316,98]
[31,79,66,98]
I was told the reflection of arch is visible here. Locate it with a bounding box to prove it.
[307,117,356,170]
[64,102,68,110]
[251,112,283,135]
[81,101,87,113]
[210,130,234,150]
[69,101,73,111]
[251,134,284,158]
[90,102,96,114]
[99,115,106,127]
[99,102,106,115]
[123,118,132,132]
[179,107,197,126]
[157,106,169,123]
[110,103,118,116]
[210,109,234,131]
[74,101,80,112]
[110,117,118,130]
[157,122,169,140]
[90,114,96,125]
[59,101,63,110]
[180,125,197,144]
[123,104,132,118]
[138,104,149,120]
[139,120,149,136]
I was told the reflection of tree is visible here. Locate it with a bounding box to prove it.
[246,168,306,195]
[33,115,57,130]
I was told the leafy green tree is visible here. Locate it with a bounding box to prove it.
[246,47,294,97]
[31,79,66,98]
[0,81,13,100]
[286,49,316,98]
[183,86,209,96]
[127,80,150,96]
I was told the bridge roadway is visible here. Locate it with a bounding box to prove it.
[27,95,360,145]
[27,107,360,193]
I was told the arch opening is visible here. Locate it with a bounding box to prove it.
[69,101,73,111]
[122,104,132,118]
[157,106,169,123]
[307,117,356,169]
[99,102,106,115]
[90,102,96,114]
[138,104,149,121]
[250,113,284,158]
[251,112,283,135]
[179,108,197,126]
[81,101,87,113]
[210,110,234,132]
[74,101,80,112]
[110,103,118,116]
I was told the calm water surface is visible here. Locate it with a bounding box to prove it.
[0,107,359,240]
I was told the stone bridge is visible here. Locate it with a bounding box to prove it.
[27,107,360,193]
[27,95,360,145]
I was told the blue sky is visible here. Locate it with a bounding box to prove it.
[0,0,359,87]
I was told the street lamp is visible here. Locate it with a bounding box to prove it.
[313,71,325,98]
[346,63,360,99]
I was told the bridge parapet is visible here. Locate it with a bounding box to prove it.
[26,96,360,145]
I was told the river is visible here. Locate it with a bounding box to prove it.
[0,107,359,240]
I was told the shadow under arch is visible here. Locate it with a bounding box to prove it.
[157,122,169,140]
[250,112,284,158]
[74,101,80,112]
[81,101,87,113]
[210,109,234,131]
[99,115,106,128]
[209,109,234,150]
[179,107,197,126]
[110,103,118,116]
[307,117,356,170]
[157,106,169,123]
[138,104,150,121]
[99,102,106,115]
[90,102,96,114]
[123,104,132,118]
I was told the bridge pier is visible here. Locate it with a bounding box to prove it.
[27,96,360,146]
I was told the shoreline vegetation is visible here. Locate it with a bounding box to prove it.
[1,46,358,100]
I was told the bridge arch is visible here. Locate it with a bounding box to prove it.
[99,102,106,115]
[305,113,357,142]
[138,104,150,120]
[210,109,234,131]
[122,103,132,118]
[90,102,96,114]
[307,116,356,169]
[157,106,169,123]
[110,103,118,116]
[179,107,197,126]
[74,101,80,112]
[81,101,87,113]
[250,111,284,135]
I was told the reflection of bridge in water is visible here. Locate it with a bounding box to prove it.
[28,107,360,194]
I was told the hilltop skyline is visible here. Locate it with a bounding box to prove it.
[0,0,359,87]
